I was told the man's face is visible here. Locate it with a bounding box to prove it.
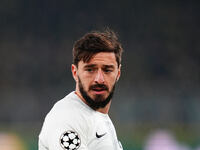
[72,52,121,110]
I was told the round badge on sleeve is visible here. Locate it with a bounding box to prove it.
[60,130,81,150]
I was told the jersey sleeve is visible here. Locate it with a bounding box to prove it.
[38,138,48,150]
[39,109,90,150]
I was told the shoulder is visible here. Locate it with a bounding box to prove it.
[48,92,93,123]
[39,92,96,149]
[40,92,97,136]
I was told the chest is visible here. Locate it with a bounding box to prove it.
[87,116,123,150]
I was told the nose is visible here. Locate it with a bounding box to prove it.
[94,70,105,84]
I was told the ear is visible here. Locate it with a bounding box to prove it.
[71,64,78,82]
[116,64,121,81]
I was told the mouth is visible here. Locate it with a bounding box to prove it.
[89,84,108,95]
[91,88,107,95]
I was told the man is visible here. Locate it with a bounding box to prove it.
[39,29,123,150]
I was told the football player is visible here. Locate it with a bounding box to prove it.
[39,29,123,150]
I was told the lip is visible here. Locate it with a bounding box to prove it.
[92,89,106,95]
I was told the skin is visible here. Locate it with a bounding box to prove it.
[71,52,121,114]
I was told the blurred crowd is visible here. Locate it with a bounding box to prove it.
[0,0,199,124]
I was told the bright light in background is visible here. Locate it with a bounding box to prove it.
[0,132,26,150]
[143,129,191,150]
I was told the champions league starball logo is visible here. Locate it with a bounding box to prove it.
[60,130,81,150]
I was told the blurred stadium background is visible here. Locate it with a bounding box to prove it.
[0,0,199,149]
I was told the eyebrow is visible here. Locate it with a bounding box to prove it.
[84,64,115,69]
[84,64,97,68]
[103,65,115,69]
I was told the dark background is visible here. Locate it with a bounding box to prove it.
[0,0,199,149]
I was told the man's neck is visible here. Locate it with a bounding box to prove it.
[75,90,110,114]
[97,102,111,114]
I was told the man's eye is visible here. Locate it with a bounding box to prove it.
[104,69,112,73]
[86,68,94,72]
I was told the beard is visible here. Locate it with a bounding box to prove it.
[78,77,116,110]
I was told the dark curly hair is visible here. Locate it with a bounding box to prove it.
[73,29,123,67]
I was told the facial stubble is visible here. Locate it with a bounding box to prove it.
[78,77,116,110]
